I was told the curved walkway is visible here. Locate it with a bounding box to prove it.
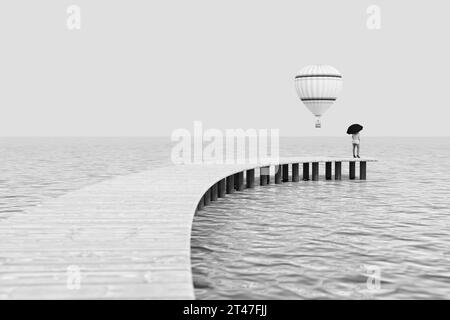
[0,157,376,299]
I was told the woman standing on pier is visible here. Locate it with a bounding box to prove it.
[352,132,360,158]
[347,124,363,158]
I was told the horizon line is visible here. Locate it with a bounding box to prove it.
[1,135,450,138]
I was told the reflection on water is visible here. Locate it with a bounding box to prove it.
[191,138,450,299]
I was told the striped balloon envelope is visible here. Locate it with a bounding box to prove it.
[295,65,343,128]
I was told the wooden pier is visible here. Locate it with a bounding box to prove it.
[0,157,376,300]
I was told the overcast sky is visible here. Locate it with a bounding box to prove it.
[0,1,449,136]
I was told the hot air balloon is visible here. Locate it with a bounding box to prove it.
[295,65,343,128]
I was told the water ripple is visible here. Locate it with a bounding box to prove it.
[192,138,450,299]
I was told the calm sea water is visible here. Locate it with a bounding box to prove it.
[191,137,450,299]
[0,138,171,219]
[1,137,450,299]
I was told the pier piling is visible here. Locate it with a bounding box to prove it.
[325,162,332,180]
[335,162,342,180]
[226,175,234,194]
[218,178,226,197]
[211,183,218,201]
[275,165,282,184]
[204,188,211,206]
[246,169,255,188]
[292,163,300,182]
[197,196,204,211]
[312,162,319,181]
[282,164,289,182]
[236,171,244,191]
[360,161,367,180]
[260,166,269,186]
[303,163,310,181]
[349,162,356,180]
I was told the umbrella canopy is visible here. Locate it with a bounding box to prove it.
[347,124,363,134]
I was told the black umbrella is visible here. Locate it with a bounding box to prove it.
[347,124,363,134]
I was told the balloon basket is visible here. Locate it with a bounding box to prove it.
[315,119,321,128]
